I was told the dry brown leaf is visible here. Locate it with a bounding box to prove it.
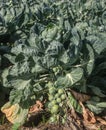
[83,121,100,130]
[76,120,81,125]
[1,102,28,124]
[70,108,79,120]
[80,102,96,124]
[96,117,106,125]
[32,128,40,130]
[29,100,43,114]
[1,103,18,123]
[71,90,90,102]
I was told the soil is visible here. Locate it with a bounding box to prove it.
[0,111,106,130]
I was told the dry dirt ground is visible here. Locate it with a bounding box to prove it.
[0,113,106,130]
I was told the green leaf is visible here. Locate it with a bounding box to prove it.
[10,79,31,90]
[86,103,103,114]
[88,85,106,97]
[41,25,58,42]
[81,43,95,76]
[4,54,16,64]
[9,79,32,105]
[102,11,106,25]
[11,123,21,130]
[43,55,58,68]
[1,68,11,87]
[56,68,83,87]
[9,61,30,77]
[11,44,39,56]
[67,92,82,113]
[86,33,106,55]
[59,51,70,64]
[86,44,95,75]
[45,41,63,56]
[66,68,83,85]
[97,102,106,108]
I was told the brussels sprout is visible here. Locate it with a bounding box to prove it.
[58,88,64,95]
[49,95,54,100]
[51,100,57,105]
[56,98,61,103]
[59,103,63,107]
[48,103,52,108]
[53,67,58,72]
[55,93,60,98]
[51,105,59,114]
[61,94,66,100]
[50,115,57,122]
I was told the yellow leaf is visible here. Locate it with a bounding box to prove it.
[1,102,28,124]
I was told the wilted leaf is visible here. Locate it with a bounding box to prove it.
[80,102,96,124]
[1,102,28,124]
[70,108,79,120]
[96,117,106,125]
[70,89,90,102]
[82,121,100,130]
[29,100,43,114]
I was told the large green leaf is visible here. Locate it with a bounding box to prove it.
[66,68,83,86]
[41,25,59,42]
[86,33,106,55]
[9,79,35,106]
[86,44,95,75]
[80,43,95,76]
[88,85,106,97]
[56,68,83,87]
[97,102,106,108]
[102,11,106,26]
[86,103,104,114]
[45,41,63,56]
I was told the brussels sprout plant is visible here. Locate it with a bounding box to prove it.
[0,0,106,125]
